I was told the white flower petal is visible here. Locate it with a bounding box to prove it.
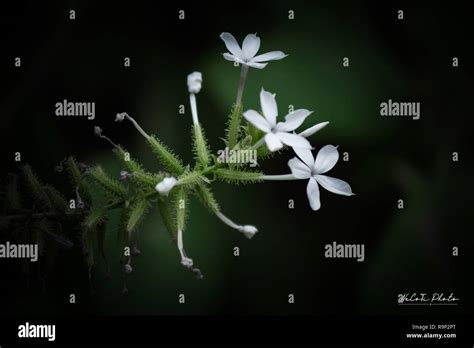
[223,53,238,62]
[299,121,329,138]
[260,89,278,126]
[314,145,339,174]
[252,51,288,63]
[246,61,268,69]
[315,174,353,196]
[277,109,313,132]
[306,177,321,211]
[243,110,271,132]
[288,157,311,179]
[276,132,312,149]
[264,133,283,152]
[220,32,243,59]
[293,147,314,167]
[242,33,261,60]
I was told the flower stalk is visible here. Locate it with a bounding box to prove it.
[214,211,257,239]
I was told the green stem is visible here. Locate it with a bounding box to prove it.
[260,174,298,181]
[227,104,243,149]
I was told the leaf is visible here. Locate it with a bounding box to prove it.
[112,146,144,173]
[148,135,185,175]
[96,223,107,261]
[175,188,187,231]
[0,216,10,232]
[194,182,219,213]
[177,171,204,188]
[157,198,176,239]
[84,206,107,229]
[214,168,263,184]
[192,123,210,169]
[116,206,129,247]
[5,174,22,211]
[89,166,128,199]
[44,185,69,213]
[34,218,73,249]
[82,226,96,267]
[132,172,164,189]
[126,198,151,232]
[225,104,243,149]
[21,165,51,209]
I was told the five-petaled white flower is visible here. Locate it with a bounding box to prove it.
[288,145,354,211]
[220,32,287,69]
[243,89,312,152]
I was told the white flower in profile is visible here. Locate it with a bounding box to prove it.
[155,177,177,196]
[220,32,287,69]
[243,89,312,152]
[288,145,354,211]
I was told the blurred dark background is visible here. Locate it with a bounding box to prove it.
[0,0,472,318]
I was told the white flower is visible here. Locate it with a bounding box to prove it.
[155,177,177,196]
[288,145,354,211]
[220,32,287,69]
[94,126,103,137]
[243,89,312,152]
[187,71,202,94]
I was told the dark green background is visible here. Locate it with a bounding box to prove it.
[1,0,472,317]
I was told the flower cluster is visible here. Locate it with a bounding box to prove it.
[94,32,354,283]
[220,32,355,210]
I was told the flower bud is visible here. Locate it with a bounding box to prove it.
[187,72,202,94]
[124,263,133,274]
[155,177,178,196]
[181,256,194,268]
[131,246,141,256]
[239,225,258,239]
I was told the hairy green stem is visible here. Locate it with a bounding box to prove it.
[226,104,243,149]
